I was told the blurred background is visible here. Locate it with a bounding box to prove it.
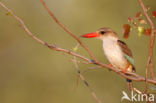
[0,0,156,103]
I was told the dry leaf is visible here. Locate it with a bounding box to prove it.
[146,6,150,11]
[144,28,151,36]
[123,24,131,39]
[152,11,156,18]
[135,12,142,19]
[128,17,133,23]
[138,19,147,24]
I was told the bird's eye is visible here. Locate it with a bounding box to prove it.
[100,31,106,35]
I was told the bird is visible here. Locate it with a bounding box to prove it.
[81,27,135,90]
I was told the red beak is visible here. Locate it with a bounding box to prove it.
[81,32,100,38]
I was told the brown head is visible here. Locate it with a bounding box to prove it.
[81,27,119,41]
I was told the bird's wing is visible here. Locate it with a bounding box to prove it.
[117,40,134,66]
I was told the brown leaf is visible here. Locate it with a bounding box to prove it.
[144,28,151,36]
[135,12,142,19]
[146,5,150,11]
[128,17,133,23]
[123,24,131,39]
[138,19,147,24]
[152,11,156,18]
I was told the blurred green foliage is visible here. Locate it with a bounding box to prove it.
[0,0,156,103]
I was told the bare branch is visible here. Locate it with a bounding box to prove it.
[38,0,156,85]
[40,0,98,62]
[1,1,156,85]
[138,0,156,79]
[1,0,156,96]
[0,1,92,63]
[144,58,150,93]
[73,56,102,103]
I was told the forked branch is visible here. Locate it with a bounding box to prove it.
[138,0,156,80]
[0,0,156,85]
[0,0,156,103]
[40,0,98,62]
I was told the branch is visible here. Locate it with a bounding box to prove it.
[40,0,98,62]
[1,1,156,86]
[1,1,156,102]
[38,0,156,84]
[1,3,156,103]
[138,0,156,79]
[144,58,150,93]
[0,1,92,63]
[73,56,102,103]
[39,0,152,84]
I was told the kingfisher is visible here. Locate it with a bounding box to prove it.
[81,28,135,90]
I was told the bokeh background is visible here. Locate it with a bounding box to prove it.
[0,0,156,103]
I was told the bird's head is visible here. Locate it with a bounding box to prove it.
[81,28,119,41]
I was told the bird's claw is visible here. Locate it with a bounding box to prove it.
[123,68,128,74]
[108,64,112,67]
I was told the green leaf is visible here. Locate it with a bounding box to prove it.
[138,26,144,36]
[72,47,78,52]
[6,12,11,16]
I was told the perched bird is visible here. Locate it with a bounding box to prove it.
[81,28,135,90]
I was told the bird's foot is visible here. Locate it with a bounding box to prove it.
[108,64,112,67]
[123,68,128,74]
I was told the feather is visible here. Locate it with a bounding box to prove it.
[117,40,135,67]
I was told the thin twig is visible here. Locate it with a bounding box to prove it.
[133,88,142,94]
[70,59,90,65]
[0,2,92,63]
[145,58,150,93]
[138,0,156,80]
[81,66,101,74]
[72,44,102,103]
[73,56,102,103]
[40,0,98,62]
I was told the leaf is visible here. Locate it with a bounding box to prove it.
[135,12,142,19]
[6,12,11,16]
[72,47,78,52]
[152,11,156,18]
[138,26,144,36]
[128,17,133,23]
[123,24,131,39]
[144,28,151,36]
[72,44,79,52]
[133,22,137,27]
[138,19,147,24]
[146,5,150,11]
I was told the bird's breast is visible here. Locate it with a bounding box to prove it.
[102,40,128,70]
